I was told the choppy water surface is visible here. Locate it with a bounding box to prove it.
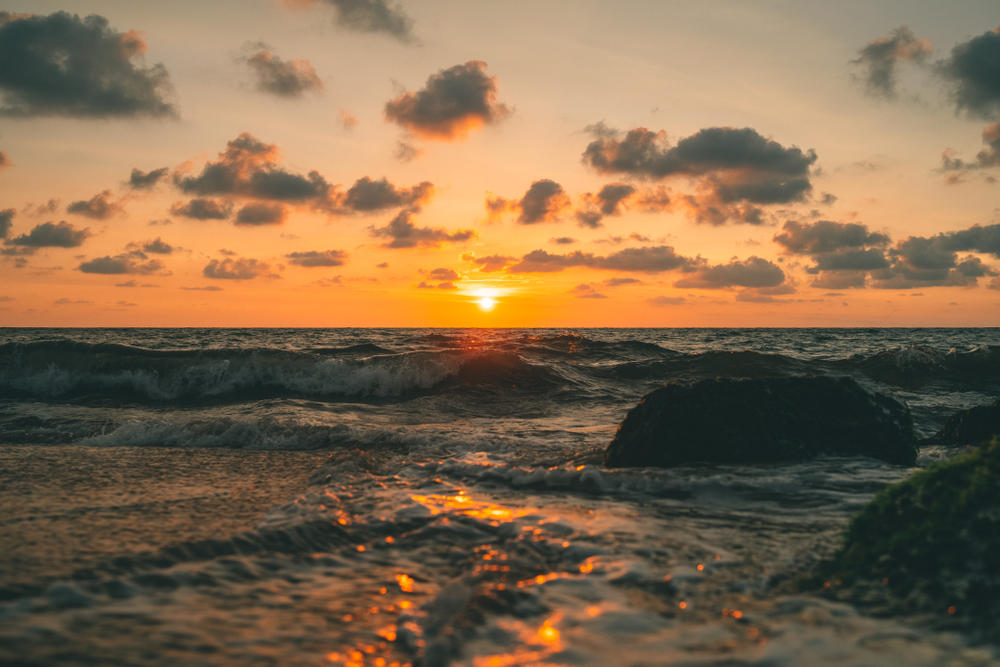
[1,328,999,666]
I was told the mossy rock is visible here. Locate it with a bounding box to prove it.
[603,376,916,468]
[932,398,1000,446]
[816,439,1000,628]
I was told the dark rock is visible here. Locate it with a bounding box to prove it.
[604,376,916,468]
[930,398,1000,446]
[815,438,1000,631]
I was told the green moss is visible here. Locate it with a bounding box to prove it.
[818,438,1000,625]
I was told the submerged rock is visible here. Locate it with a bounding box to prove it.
[817,439,1000,631]
[603,376,916,468]
[929,397,1000,446]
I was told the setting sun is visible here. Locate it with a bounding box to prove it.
[479,297,497,311]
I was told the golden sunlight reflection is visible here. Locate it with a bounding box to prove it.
[409,491,536,524]
[471,614,564,667]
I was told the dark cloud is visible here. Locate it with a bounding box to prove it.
[0,208,13,238]
[218,248,238,256]
[604,277,642,287]
[805,248,891,272]
[236,202,287,225]
[507,245,694,274]
[291,0,415,42]
[939,28,1000,120]
[0,150,11,170]
[773,219,890,254]
[0,11,175,118]
[78,250,165,275]
[461,252,514,272]
[384,61,510,140]
[575,182,637,228]
[647,295,685,306]
[342,176,434,212]
[550,237,576,245]
[394,140,422,162]
[170,198,233,220]
[426,267,459,281]
[376,262,388,268]
[6,220,90,247]
[128,167,169,190]
[174,133,334,207]
[487,180,571,224]
[367,210,475,248]
[66,190,123,219]
[583,126,816,224]
[673,256,785,289]
[416,281,457,289]
[570,283,608,299]
[54,298,92,305]
[245,50,322,98]
[850,27,932,99]
[518,180,570,224]
[942,123,1000,171]
[180,285,223,291]
[582,121,620,139]
[821,193,838,206]
[286,250,348,267]
[203,257,279,280]
[22,199,60,216]
[115,280,158,288]
[138,238,173,254]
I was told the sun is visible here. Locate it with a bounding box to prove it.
[479,297,496,311]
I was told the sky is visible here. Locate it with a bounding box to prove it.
[1,0,999,327]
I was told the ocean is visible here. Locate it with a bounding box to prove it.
[1,327,998,666]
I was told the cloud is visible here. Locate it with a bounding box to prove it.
[850,26,932,99]
[582,120,621,139]
[286,249,348,267]
[66,190,124,219]
[78,250,166,275]
[180,285,223,291]
[507,245,695,274]
[203,257,280,280]
[570,283,608,299]
[288,0,415,43]
[487,179,571,224]
[394,141,422,162]
[773,219,890,254]
[22,199,60,216]
[341,176,434,212]
[368,209,475,248]
[132,237,174,254]
[0,11,176,118]
[550,237,576,245]
[780,219,1000,289]
[0,208,13,238]
[942,122,1000,171]
[116,301,138,307]
[416,280,457,289]
[236,202,287,225]
[425,267,459,281]
[647,295,686,306]
[340,109,358,129]
[174,133,334,206]
[6,220,90,247]
[582,126,816,224]
[245,50,322,98]
[170,198,233,220]
[0,150,11,170]
[115,280,136,287]
[461,252,514,272]
[939,27,1000,120]
[673,256,786,289]
[54,298,92,305]
[574,182,636,228]
[604,277,642,287]
[384,61,510,140]
[128,167,169,190]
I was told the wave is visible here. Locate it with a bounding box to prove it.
[0,340,564,403]
[855,344,1000,385]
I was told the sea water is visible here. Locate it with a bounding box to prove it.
[1,328,999,666]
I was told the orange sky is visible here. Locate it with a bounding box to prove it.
[1,1,999,326]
